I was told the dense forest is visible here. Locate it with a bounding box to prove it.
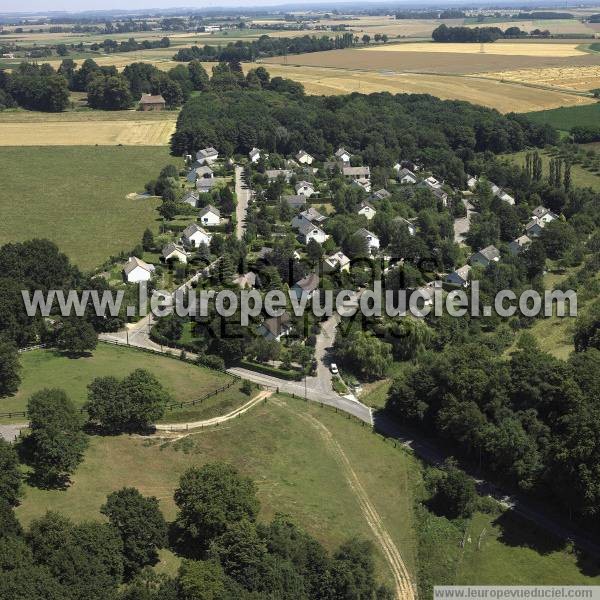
[173,33,355,62]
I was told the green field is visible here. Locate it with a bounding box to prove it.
[15,395,421,588]
[0,146,178,270]
[505,148,600,191]
[524,103,600,132]
[0,344,234,419]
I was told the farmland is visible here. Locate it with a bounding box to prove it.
[0,146,178,269]
[524,103,600,130]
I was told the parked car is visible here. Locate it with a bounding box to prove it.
[330,363,339,375]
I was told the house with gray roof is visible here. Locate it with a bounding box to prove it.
[470,245,500,268]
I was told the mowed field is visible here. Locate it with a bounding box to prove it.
[0,146,178,269]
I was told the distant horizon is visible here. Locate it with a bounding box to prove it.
[1,0,596,17]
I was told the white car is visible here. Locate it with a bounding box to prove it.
[330,363,339,375]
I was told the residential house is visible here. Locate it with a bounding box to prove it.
[509,235,532,256]
[196,177,216,192]
[182,190,199,208]
[397,168,418,184]
[532,205,558,223]
[266,169,292,182]
[466,176,478,190]
[400,160,420,172]
[249,147,261,163]
[296,150,314,165]
[292,207,327,230]
[297,220,328,245]
[292,272,320,300]
[283,194,307,209]
[470,245,500,268]
[418,179,448,206]
[323,251,350,273]
[355,228,380,254]
[335,148,352,164]
[343,165,370,181]
[352,178,372,193]
[295,181,315,197]
[323,161,341,174]
[139,94,165,111]
[526,219,545,238]
[446,265,471,287]
[394,216,416,236]
[372,189,391,200]
[357,200,376,220]
[182,223,212,248]
[233,272,258,289]
[187,165,213,183]
[162,243,188,264]
[199,205,220,227]
[196,147,219,165]
[123,257,154,283]
[414,280,443,308]
[259,312,292,341]
[490,182,515,205]
[424,176,441,188]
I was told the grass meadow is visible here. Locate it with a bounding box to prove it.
[524,103,600,132]
[0,146,178,270]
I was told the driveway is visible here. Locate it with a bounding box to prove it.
[235,165,251,240]
[454,198,475,244]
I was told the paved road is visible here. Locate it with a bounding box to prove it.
[235,165,251,241]
[453,198,475,244]
[305,313,340,394]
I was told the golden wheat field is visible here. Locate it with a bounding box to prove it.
[360,41,588,56]
[0,118,176,146]
[484,65,600,91]
[256,63,595,112]
[462,19,598,35]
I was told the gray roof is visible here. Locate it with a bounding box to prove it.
[355,227,378,241]
[183,223,209,238]
[199,204,220,218]
[335,147,351,159]
[296,180,314,191]
[262,312,291,337]
[359,200,376,211]
[300,207,327,223]
[294,272,320,294]
[139,94,165,105]
[266,169,292,181]
[372,189,391,200]
[298,220,324,237]
[197,147,218,158]
[283,194,307,207]
[343,166,370,177]
[182,191,199,207]
[123,256,153,275]
[162,243,186,259]
[475,245,500,262]
[398,168,417,179]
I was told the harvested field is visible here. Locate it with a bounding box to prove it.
[263,47,600,75]
[483,65,600,91]
[361,41,587,56]
[463,19,598,35]
[0,114,176,146]
[256,64,595,112]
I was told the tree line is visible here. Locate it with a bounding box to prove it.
[173,33,355,62]
[432,24,528,42]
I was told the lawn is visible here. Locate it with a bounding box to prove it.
[15,395,421,589]
[504,148,600,191]
[0,343,233,418]
[0,146,178,270]
[523,103,600,132]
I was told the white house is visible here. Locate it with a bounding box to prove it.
[162,242,188,264]
[182,190,199,208]
[123,257,154,283]
[509,235,532,256]
[295,181,315,197]
[466,176,478,190]
[292,207,327,230]
[355,228,380,254]
[196,147,219,165]
[249,147,261,163]
[343,165,370,181]
[182,223,212,248]
[187,165,214,183]
[292,272,320,300]
[298,220,328,245]
[532,205,558,223]
[296,150,314,165]
[335,148,352,164]
[352,178,372,194]
[446,265,471,288]
[394,216,416,236]
[259,313,292,341]
[398,168,418,184]
[418,180,448,207]
[470,245,500,268]
[199,204,221,226]
[324,251,350,273]
[357,200,376,220]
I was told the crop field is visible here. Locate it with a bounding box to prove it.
[524,103,600,130]
[0,146,178,270]
[483,65,600,91]
[15,394,421,589]
[361,41,588,57]
[463,19,599,35]
[258,63,594,112]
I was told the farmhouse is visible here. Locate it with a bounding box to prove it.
[196,147,219,165]
[139,94,166,111]
[446,265,471,288]
[199,205,221,226]
[355,228,380,254]
[324,251,351,273]
[509,235,532,255]
[296,150,314,165]
[470,245,501,268]
[182,223,212,248]
[162,243,188,264]
[295,181,316,197]
[260,313,292,341]
[292,272,320,300]
[123,256,154,283]
[297,220,328,245]
[357,200,376,220]
[249,147,261,163]
[398,168,418,184]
